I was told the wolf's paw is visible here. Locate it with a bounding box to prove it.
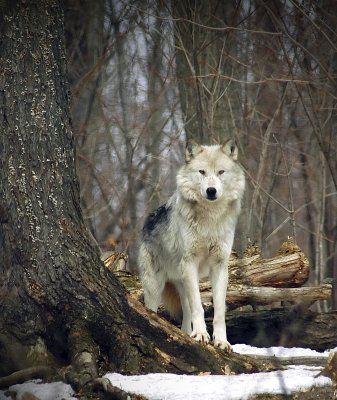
[213,336,232,352]
[191,330,210,345]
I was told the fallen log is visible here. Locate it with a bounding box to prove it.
[103,243,336,358]
[127,293,336,371]
[104,240,309,289]
[106,240,314,309]
[238,354,328,368]
[127,293,280,375]
[111,265,330,311]
[224,308,337,351]
[228,240,309,288]
[200,283,332,308]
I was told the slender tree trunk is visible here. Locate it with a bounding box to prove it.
[64,0,106,239]
[145,9,165,212]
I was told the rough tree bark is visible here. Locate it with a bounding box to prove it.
[0,0,141,381]
[0,1,273,396]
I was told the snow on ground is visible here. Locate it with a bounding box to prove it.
[0,380,77,400]
[232,344,337,357]
[106,367,331,400]
[0,345,334,400]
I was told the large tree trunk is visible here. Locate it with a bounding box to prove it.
[0,0,136,378]
[0,2,273,395]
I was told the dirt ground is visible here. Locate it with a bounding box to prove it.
[252,385,337,399]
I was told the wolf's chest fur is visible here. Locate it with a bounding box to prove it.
[174,194,239,247]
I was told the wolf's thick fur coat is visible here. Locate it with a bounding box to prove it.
[138,141,245,350]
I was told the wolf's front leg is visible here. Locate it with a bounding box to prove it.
[211,263,232,352]
[180,259,210,344]
[176,283,192,334]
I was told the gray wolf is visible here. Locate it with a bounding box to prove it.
[138,140,245,351]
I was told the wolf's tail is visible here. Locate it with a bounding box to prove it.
[161,282,182,320]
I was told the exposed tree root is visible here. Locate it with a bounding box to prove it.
[66,321,99,390]
[91,377,147,400]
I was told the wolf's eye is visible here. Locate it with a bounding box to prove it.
[199,170,205,175]
[218,170,225,175]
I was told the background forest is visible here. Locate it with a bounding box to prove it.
[64,0,337,308]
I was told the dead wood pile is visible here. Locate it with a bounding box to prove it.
[104,239,332,312]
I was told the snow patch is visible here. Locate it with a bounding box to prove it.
[0,380,76,400]
[105,368,331,400]
[232,344,336,357]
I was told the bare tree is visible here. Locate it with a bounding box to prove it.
[64,0,106,237]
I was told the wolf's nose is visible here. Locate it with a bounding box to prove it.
[206,187,217,200]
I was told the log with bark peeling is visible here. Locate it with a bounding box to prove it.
[200,283,332,308]
[228,240,310,288]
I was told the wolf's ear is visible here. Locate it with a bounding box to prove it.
[185,140,203,163]
[221,139,238,161]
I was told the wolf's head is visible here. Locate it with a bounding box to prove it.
[177,140,245,204]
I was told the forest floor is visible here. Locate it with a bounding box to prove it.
[0,345,336,400]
